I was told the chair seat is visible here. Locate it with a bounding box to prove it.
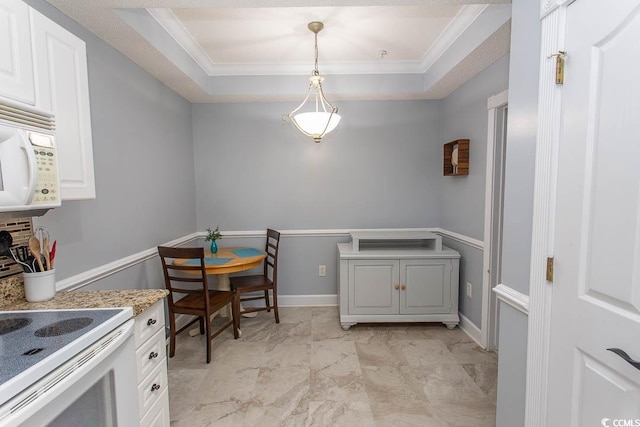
[173,290,234,311]
[230,274,273,291]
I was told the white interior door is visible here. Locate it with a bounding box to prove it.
[547,0,640,425]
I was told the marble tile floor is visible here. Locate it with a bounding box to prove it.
[167,307,497,427]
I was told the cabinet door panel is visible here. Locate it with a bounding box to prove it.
[31,8,95,200]
[349,260,399,315]
[400,259,451,315]
[0,0,35,105]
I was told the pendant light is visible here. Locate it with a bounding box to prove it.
[284,21,341,143]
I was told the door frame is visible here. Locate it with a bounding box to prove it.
[481,89,508,350]
[525,0,571,425]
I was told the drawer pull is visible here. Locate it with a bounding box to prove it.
[147,318,157,326]
[148,351,159,360]
[150,383,161,392]
[394,284,400,290]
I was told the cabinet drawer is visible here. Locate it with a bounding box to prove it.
[135,300,165,348]
[140,389,170,427]
[136,328,167,382]
[137,359,168,418]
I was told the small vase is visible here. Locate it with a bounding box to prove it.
[210,240,218,254]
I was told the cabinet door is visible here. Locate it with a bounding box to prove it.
[348,259,399,315]
[31,9,95,200]
[0,0,35,105]
[399,259,451,315]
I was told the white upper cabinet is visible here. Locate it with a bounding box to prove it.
[30,8,95,200]
[0,0,35,105]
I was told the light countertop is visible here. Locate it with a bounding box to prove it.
[1,289,168,317]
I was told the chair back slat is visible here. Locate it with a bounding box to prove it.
[263,229,281,282]
[158,246,211,307]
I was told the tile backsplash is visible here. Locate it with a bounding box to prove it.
[0,217,32,306]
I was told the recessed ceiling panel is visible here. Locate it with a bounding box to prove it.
[171,5,463,64]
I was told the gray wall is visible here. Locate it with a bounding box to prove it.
[26,0,196,284]
[495,303,528,427]
[192,100,442,230]
[440,54,510,241]
[495,0,541,425]
[439,54,510,328]
[192,100,443,295]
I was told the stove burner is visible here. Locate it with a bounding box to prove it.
[34,317,94,337]
[0,318,32,336]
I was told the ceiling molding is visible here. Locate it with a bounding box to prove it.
[418,4,488,71]
[147,8,217,75]
[46,0,512,102]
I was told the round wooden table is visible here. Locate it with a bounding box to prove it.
[174,246,266,320]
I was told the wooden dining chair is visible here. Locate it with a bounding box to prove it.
[229,229,281,325]
[158,246,239,364]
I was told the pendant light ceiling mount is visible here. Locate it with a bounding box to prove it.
[283,21,341,143]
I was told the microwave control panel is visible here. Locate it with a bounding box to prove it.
[29,133,60,205]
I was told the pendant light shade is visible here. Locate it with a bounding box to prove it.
[284,22,341,143]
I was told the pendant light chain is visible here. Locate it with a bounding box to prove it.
[313,31,320,77]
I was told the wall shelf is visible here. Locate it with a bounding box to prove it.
[443,139,469,176]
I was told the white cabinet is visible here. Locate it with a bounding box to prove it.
[338,231,460,330]
[0,0,35,105]
[30,8,95,200]
[134,300,170,426]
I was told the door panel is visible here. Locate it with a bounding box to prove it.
[348,260,398,315]
[548,0,640,424]
[0,0,35,105]
[400,260,450,315]
[575,352,640,426]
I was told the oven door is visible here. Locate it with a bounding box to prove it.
[0,319,138,427]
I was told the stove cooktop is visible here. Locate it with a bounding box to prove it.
[0,308,133,407]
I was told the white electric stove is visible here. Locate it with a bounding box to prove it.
[0,307,138,426]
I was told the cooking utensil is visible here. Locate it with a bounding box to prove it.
[29,236,45,272]
[43,236,51,271]
[50,240,57,268]
[0,231,33,272]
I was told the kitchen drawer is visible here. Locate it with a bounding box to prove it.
[137,359,168,418]
[136,328,166,383]
[140,389,170,427]
[135,300,165,348]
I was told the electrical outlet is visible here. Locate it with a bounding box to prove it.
[319,265,326,277]
[466,282,472,298]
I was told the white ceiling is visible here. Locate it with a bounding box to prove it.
[45,0,512,103]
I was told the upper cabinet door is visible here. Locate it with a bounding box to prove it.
[31,8,95,200]
[0,0,35,105]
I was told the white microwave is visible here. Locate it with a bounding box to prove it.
[0,121,61,216]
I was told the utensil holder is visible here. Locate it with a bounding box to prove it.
[23,268,56,302]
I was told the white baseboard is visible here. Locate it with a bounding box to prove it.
[278,294,338,307]
[459,312,484,347]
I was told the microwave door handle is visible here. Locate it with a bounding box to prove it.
[20,133,37,203]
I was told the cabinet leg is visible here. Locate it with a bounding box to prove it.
[341,323,354,331]
[444,322,457,330]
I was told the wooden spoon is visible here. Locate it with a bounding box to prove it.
[29,236,45,272]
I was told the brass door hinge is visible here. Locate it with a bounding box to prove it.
[549,51,567,84]
[546,257,554,282]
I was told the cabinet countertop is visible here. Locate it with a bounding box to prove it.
[0,289,168,317]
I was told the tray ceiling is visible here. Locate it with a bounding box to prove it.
[45,0,512,102]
